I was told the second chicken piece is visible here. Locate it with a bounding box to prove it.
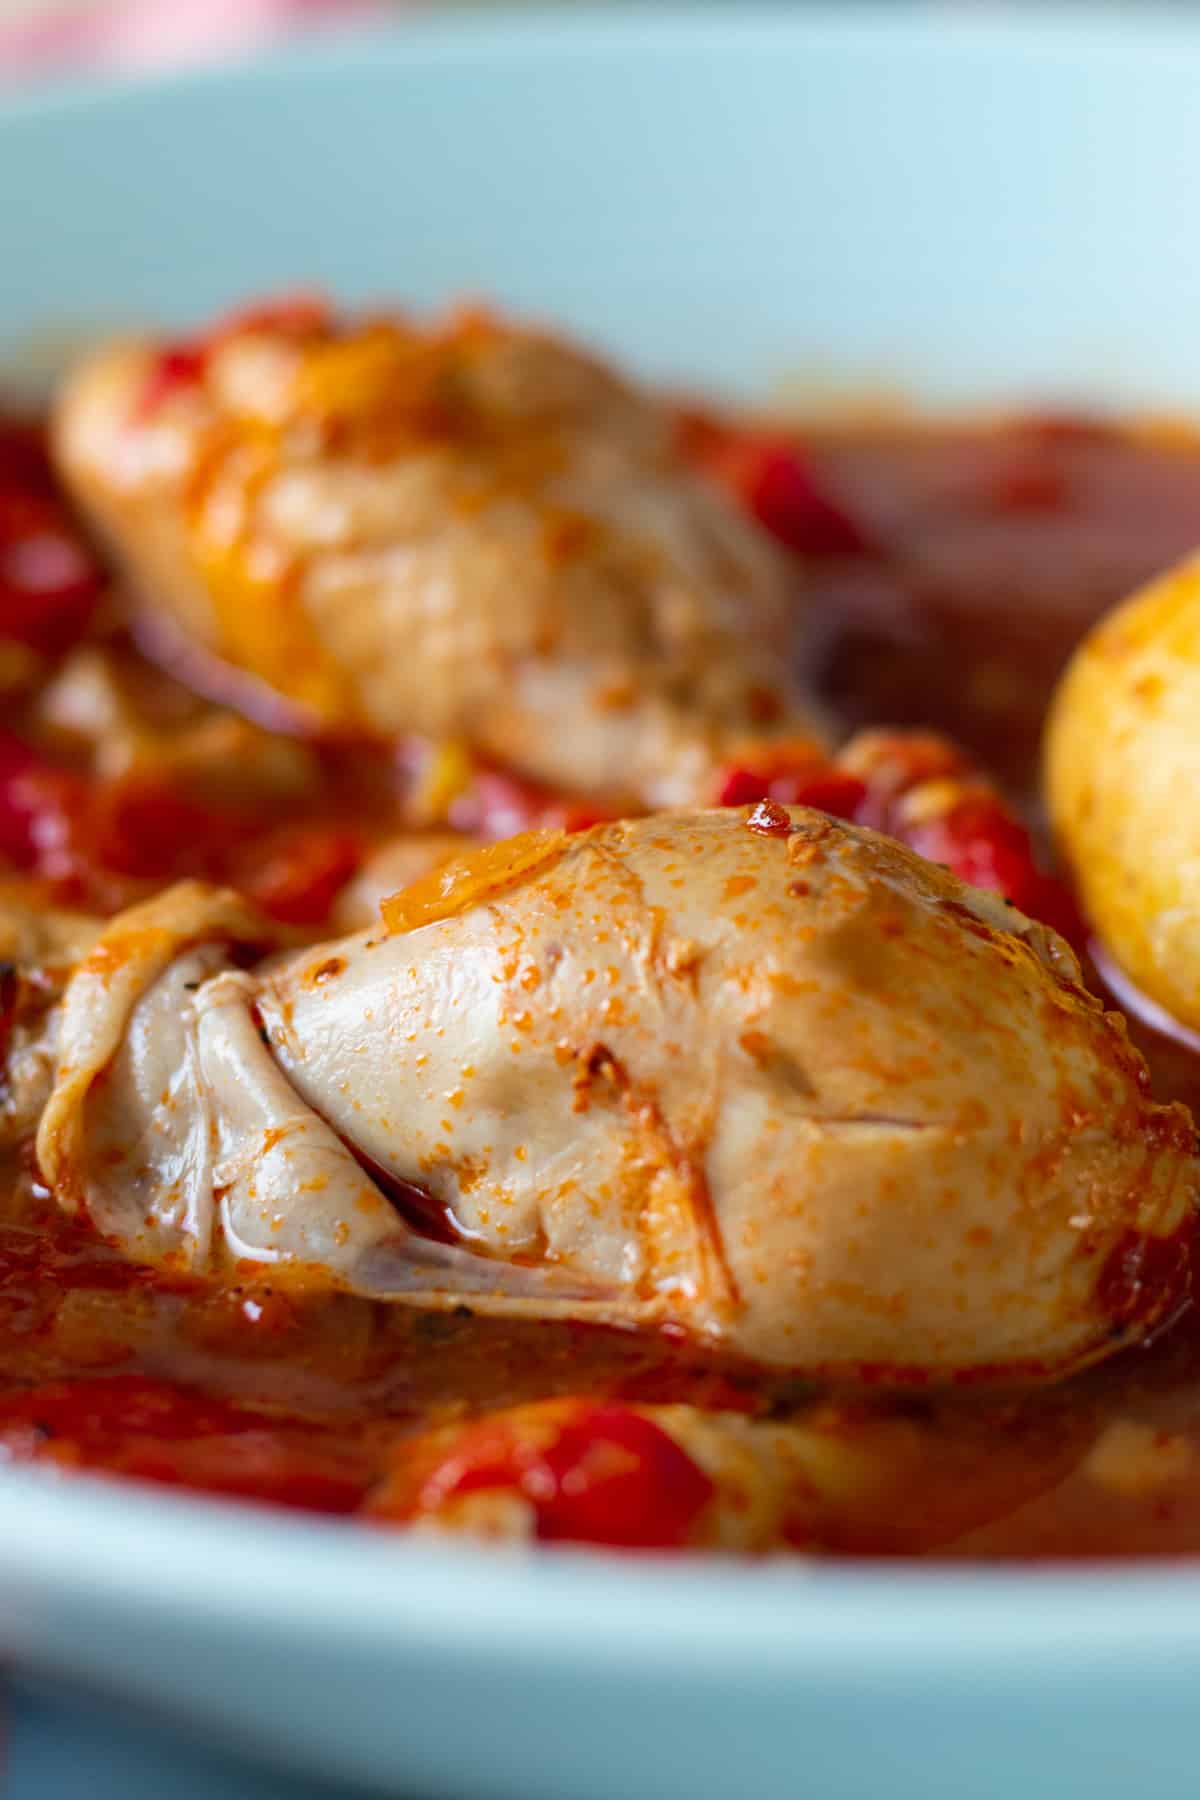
[53,301,821,807]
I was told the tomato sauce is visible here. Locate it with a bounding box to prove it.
[804,415,1200,791]
[7,404,1200,1556]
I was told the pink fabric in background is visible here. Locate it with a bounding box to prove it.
[0,0,391,80]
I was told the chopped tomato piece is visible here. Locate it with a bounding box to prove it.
[715,766,775,808]
[903,799,1083,947]
[0,735,91,878]
[134,345,207,418]
[0,731,366,920]
[137,290,333,418]
[416,1403,714,1550]
[705,432,871,556]
[238,823,363,926]
[450,768,615,841]
[0,1373,370,1514]
[903,798,1034,899]
[0,754,238,900]
[532,1407,713,1547]
[0,1373,260,1444]
[11,768,93,887]
[0,730,43,867]
[843,732,970,804]
[717,760,869,821]
[90,776,239,883]
[784,769,871,819]
[849,735,1085,946]
[0,485,103,657]
[715,730,1084,947]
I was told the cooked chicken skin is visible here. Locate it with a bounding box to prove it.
[53,308,820,806]
[29,808,1197,1379]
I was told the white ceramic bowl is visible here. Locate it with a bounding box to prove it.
[5,11,1200,1796]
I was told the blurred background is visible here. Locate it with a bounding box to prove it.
[0,0,397,79]
[0,0,1155,88]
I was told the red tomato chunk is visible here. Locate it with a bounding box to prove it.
[0,1374,372,1514]
[699,427,871,556]
[136,290,332,417]
[416,1404,714,1550]
[0,423,103,657]
[714,735,1083,948]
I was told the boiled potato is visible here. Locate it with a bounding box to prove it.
[1046,553,1200,1031]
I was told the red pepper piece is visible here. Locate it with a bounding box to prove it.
[417,1403,714,1550]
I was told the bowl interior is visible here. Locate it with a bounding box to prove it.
[6,12,1200,1797]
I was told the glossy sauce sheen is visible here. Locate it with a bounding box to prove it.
[9,411,1200,1556]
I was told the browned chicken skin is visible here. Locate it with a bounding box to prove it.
[52,306,823,806]
[20,808,1196,1380]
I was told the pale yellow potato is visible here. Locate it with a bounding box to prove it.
[1046,552,1200,1031]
